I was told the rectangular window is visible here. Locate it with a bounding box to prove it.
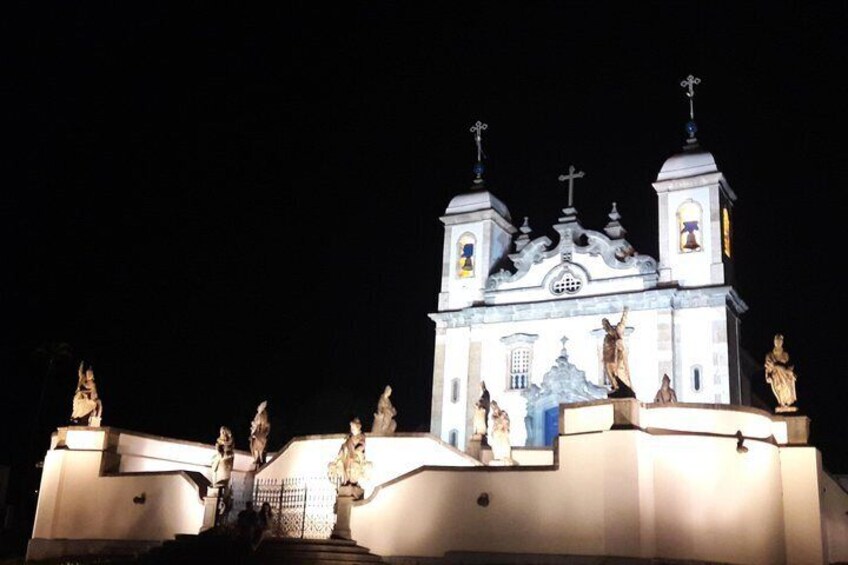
[510,348,531,390]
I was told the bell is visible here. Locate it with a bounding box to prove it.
[461,257,474,271]
[683,232,700,251]
[681,221,701,251]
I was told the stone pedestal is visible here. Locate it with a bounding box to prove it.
[611,398,641,428]
[331,485,363,540]
[201,487,222,531]
[781,414,811,445]
[467,436,483,461]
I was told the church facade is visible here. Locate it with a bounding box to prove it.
[430,137,746,448]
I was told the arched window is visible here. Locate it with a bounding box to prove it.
[677,200,703,253]
[448,429,458,448]
[456,233,476,279]
[692,365,702,392]
[450,378,460,404]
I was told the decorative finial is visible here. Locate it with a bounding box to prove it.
[680,74,701,141]
[604,201,626,240]
[557,164,586,215]
[515,217,533,251]
[470,121,488,185]
[560,335,569,350]
[608,202,621,221]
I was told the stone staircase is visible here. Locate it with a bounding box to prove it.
[135,532,255,564]
[255,537,384,564]
[131,534,383,564]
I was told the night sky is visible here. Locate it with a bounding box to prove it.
[2,2,847,534]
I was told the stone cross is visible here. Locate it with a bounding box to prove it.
[680,74,701,120]
[470,121,488,163]
[558,165,586,208]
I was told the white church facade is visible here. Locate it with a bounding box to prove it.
[26,92,848,564]
[431,136,745,449]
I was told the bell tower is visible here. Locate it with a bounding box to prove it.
[437,122,516,311]
[652,75,735,288]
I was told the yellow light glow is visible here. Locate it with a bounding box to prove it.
[722,208,731,258]
[677,200,703,253]
[456,234,476,278]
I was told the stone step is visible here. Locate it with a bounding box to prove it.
[256,549,383,563]
[255,538,383,564]
[268,537,360,547]
[258,540,372,554]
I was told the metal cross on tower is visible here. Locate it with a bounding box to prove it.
[558,164,586,209]
[680,74,701,121]
[470,121,488,181]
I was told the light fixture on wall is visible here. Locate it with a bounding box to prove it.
[735,431,748,454]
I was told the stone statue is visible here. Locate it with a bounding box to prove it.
[70,361,103,427]
[489,401,514,464]
[371,385,397,434]
[653,374,678,403]
[211,426,235,487]
[765,334,798,412]
[328,417,371,489]
[602,306,633,394]
[249,400,271,467]
[472,381,491,440]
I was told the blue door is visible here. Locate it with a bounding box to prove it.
[544,407,559,446]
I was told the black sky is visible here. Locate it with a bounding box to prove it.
[2,2,847,527]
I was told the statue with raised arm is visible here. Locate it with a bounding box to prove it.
[472,381,491,440]
[211,426,235,487]
[765,334,798,413]
[249,400,271,468]
[328,417,371,490]
[653,374,678,404]
[371,385,397,435]
[602,306,633,394]
[71,361,103,427]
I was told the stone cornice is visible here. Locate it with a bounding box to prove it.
[440,209,516,233]
[429,285,746,327]
[652,172,724,194]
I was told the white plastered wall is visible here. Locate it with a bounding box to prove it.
[661,183,723,288]
[256,433,480,498]
[351,403,835,564]
[673,305,730,403]
[29,427,254,560]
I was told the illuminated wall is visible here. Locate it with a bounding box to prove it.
[353,401,845,564]
[27,427,254,562]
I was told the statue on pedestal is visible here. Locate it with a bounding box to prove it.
[249,401,271,468]
[489,401,514,465]
[765,334,798,413]
[371,385,397,435]
[70,361,103,427]
[653,374,678,404]
[328,417,371,493]
[472,381,491,441]
[602,306,634,396]
[211,426,235,487]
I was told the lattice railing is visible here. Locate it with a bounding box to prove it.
[253,475,340,539]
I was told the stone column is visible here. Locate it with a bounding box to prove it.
[331,485,363,540]
[429,328,447,438]
[464,340,483,449]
